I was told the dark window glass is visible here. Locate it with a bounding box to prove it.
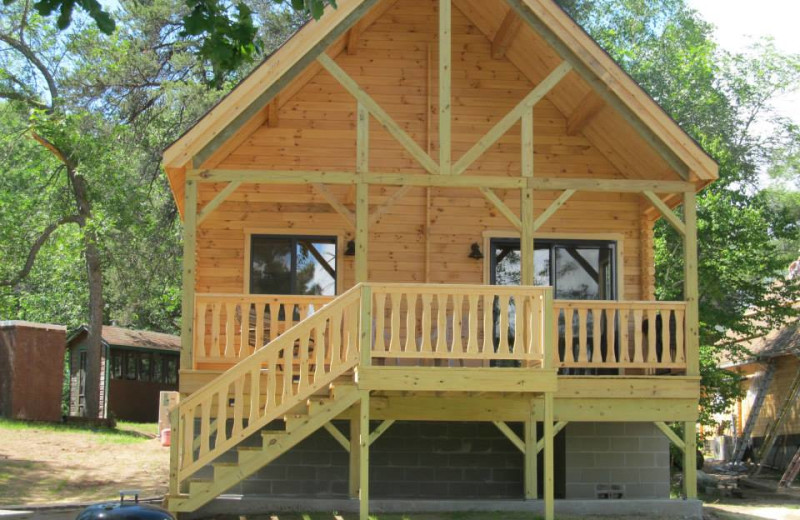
[165,356,178,385]
[139,353,152,382]
[153,354,163,383]
[125,352,138,380]
[250,235,336,295]
[111,351,124,380]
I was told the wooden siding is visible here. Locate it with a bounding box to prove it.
[739,357,800,438]
[199,0,649,300]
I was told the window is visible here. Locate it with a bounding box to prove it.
[125,351,138,380]
[139,353,152,382]
[164,356,178,385]
[78,351,87,415]
[490,238,616,300]
[111,351,124,380]
[249,235,337,295]
[153,353,163,383]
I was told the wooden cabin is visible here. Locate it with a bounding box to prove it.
[67,325,180,422]
[161,0,717,518]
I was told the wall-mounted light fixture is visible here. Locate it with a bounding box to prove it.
[345,240,356,256]
[468,242,484,260]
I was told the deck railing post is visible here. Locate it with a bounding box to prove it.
[682,190,699,376]
[181,179,197,370]
[169,406,180,497]
[360,284,372,367]
[542,288,554,369]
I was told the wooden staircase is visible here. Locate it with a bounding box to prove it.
[170,380,360,512]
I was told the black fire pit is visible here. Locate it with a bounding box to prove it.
[75,491,174,520]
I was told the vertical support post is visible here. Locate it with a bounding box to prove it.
[683,190,699,376]
[181,179,198,370]
[359,390,371,520]
[543,288,554,368]
[520,107,534,286]
[683,421,697,499]
[524,400,538,499]
[168,407,179,497]
[543,392,554,520]
[356,102,369,283]
[438,0,451,174]
[360,284,372,367]
[349,414,361,499]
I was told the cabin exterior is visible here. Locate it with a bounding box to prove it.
[161,0,718,518]
[67,326,180,422]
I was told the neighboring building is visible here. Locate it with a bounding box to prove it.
[0,321,65,422]
[67,325,180,422]
[161,1,718,519]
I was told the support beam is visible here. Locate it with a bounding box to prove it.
[504,0,691,180]
[493,421,526,453]
[524,405,537,499]
[348,415,360,498]
[642,191,686,236]
[520,106,534,286]
[535,421,567,453]
[368,419,395,445]
[492,9,523,59]
[480,187,522,231]
[314,183,356,230]
[370,185,412,225]
[267,97,279,128]
[188,169,695,193]
[196,181,241,225]
[683,190,699,376]
[566,91,605,136]
[324,422,351,452]
[543,392,554,520]
[180,180,197,370]
[359,391,370,520]
[453,61,571,175]
[439,0,452,174]
[533,189,575,231]
[317,54,439,175]
[683,421,697,499]
[654,421,685,452]
[355,103,369,283]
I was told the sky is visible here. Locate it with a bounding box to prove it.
[687,0,800,124]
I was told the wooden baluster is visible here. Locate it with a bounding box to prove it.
[483,295,494,357]
[661,310,672,364]
[633,309,644,364]
[577,308,587,364]
[211,303,221,358]
[647,309,658,364]
[605,309,617,365]
[374,293,386,353]
[183,407,195,465]
[195,302,207,361]
[452,294,464,354]
[405,293,417,353]
[619,310,630,364]
[512,295,523,359]
[254,302,265,351]
[675,309,685,364]
[266,350,278,409]
[298,303,309,322]
[283,346,294,400]
[348,300,359,362]
[249,366,261,424]
[232,377,244,436]
[390,292,401,354]
[200,398,211,457]
[420,293,433,353]
[467,294,479,355]
[216,386,227,445]
[436,294,448,354]
[592,308,602,365]
[297,334,309,392]
[224,303,235,359]
[330,311,342,370]
[240,302,250,358]
[531,294,543,360]
[564,307,575,366]
[498,295,510,355]
[314,325,325,380]
[269,303,281,340]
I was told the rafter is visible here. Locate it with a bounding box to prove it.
[480,187,522,230]
[492,9,523,59]
[566,90,604,136]
[267,97,279,128]
[453,61,572,175]
[317,54,440,175]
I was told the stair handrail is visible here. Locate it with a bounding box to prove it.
[175,283,363,485]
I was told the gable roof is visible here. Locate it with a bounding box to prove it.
[163,0,718,212]
[68,325,180,353]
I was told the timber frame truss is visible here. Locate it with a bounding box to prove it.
[175,1,705,518]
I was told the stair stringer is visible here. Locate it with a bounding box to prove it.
[171,383,362,513]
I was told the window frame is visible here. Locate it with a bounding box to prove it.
[244,229,344,296]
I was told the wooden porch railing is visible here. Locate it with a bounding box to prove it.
[368,284,552,364]
[553,300,686,370]
[193,294,334,367]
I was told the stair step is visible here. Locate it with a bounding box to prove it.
[329,380,357,398]
[236,445,263,464]
[306,396,334,414]
[261,430,286,449]
[212,462,239,480]
[188,479,213,496]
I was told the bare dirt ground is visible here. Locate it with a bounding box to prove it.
[0,422,169,506]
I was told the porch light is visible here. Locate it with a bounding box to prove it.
[468,242,484,260]
[345,240,356,256]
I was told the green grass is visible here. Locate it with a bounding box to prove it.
[0,418,157,444]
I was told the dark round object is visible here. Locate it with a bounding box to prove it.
[75,501,174,520]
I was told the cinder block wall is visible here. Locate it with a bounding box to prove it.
[565,422,670,499]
